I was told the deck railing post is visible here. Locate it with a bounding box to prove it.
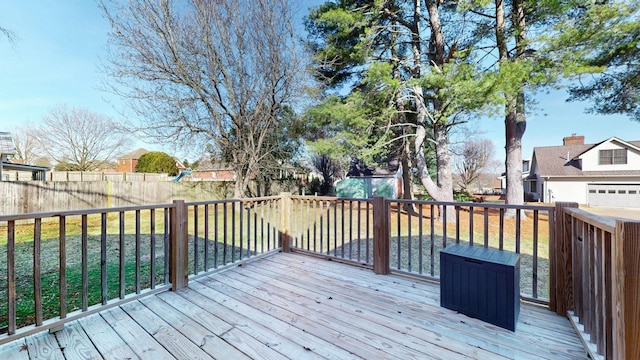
[550,202,578,315]
[170,199,189,291]
[373,196,390,275]
[280,192,292,252]
[612,220,640,360]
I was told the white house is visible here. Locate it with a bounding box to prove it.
[525,134,640,207]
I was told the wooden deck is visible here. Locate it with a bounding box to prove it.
[0,252,587,359]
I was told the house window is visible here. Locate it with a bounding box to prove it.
[529,180,537,192]
[599,149,627,165]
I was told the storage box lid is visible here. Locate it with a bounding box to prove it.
[441,243,519,266]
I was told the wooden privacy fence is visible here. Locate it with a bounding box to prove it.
[550,202,640,360]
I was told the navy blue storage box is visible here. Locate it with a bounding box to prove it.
[440,244,520,331]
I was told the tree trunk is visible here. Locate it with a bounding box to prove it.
[505,109,525,206]
[496,0,527,215]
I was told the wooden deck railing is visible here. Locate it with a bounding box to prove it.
[289,196,374,266]
[0,197,282,345]
[0,203,175,344]
[551,203,640,360]
[3,193,638,358]
[288,196,554,302]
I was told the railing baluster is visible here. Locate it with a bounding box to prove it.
[327,200,331,256]
[349,200,353,260]
[253,206,258,255]
[418,203,423,275]
[101,213,108,303]
[135,210,141,293]
[194,205,199,274]
[469,205,474,246]
[246,206,250,258]
[261,201,265,253]
[119,211,125,299]
[499,208,504,250]
[214,203,219,268]
[7,220,16,335]
[483,207,489,248]
[341,200,345,258]
[366,201,370,263]
[334,201,338,257]
[407,203,412,272]
[314,199,318,252]
[307,199,311,251]
[34,218,43,326]
[150,209,156,289]
[515,209,521,253]
[59,216,67,319]
[430,204,435,277]
[442,203,447,242]
[223,203,228,264]
[357,201,361,263]
[82,214,89,310]
[204,205,209,271]
[164,208,170,284]
[397,201,401,269]
[533,210,539,298]
[455,206,460,243]
[239,201,244,259]
[231,203,236,262]
[319,201,324,254]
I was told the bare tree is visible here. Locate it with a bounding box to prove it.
[100,0,305,198]
[454,139,498,192]
[35,105,132,171]
[310,153,342,195]
[11,127,42,165]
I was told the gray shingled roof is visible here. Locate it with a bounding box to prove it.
[0,132,16,155]
[532,140,640,177]
[118,148,148,160]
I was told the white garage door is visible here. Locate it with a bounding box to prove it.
[588,184,640,208]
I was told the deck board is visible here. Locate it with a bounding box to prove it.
[0,252,588,359]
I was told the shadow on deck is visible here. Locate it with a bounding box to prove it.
[0,252,587,359]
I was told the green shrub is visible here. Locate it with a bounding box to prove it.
[135,151,179,176]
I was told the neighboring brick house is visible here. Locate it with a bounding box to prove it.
[117,148,186,174]
[191,159,235,181]
[525,135,640,207]
[117,148,149,173]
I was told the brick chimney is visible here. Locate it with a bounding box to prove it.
[563,134,584,146]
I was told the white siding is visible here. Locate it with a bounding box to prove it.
[542,179,589,204]
[580,140,640,171]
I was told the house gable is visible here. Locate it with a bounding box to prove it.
[577,137,640,172]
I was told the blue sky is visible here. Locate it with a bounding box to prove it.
[1,1,639,163]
